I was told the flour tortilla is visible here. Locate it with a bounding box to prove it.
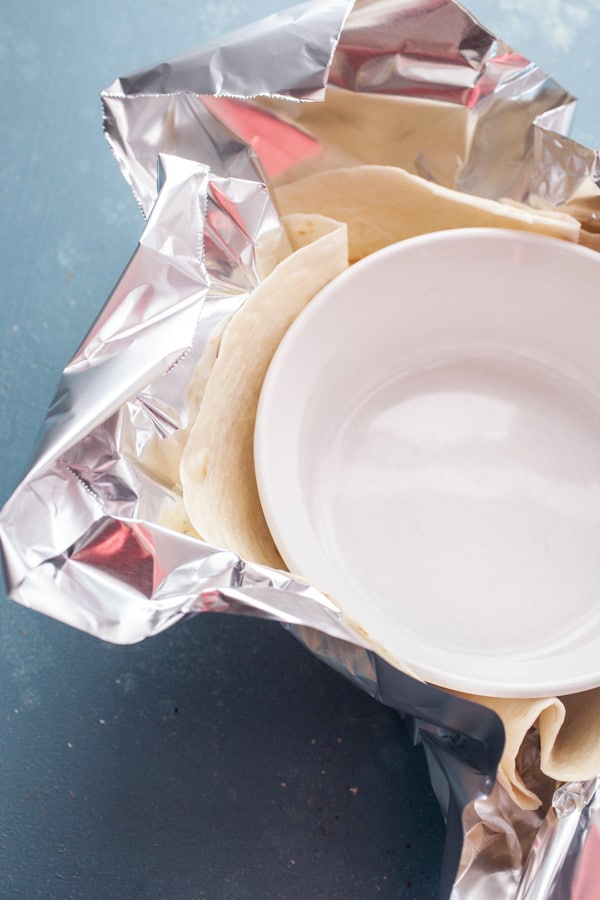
[152,316,232,537]
[178,176,592,806]
[153,217,309,536]
[256,87,475,189]
[560,199,600,252]
[457,690,600,810]
[180,213,349,569]
[274,165,581,262]
[149,222,294,501]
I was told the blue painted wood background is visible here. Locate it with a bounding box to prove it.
[1,2,598,897]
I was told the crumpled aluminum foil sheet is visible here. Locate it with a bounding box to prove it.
[2,0,600,897]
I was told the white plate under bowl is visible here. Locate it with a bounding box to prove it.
[254,228,600,698]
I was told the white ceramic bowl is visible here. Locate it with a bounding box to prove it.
[254,228,600,697]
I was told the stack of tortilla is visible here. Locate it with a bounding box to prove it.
[168,162,600,812]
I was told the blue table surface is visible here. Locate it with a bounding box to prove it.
[1,2,598,898]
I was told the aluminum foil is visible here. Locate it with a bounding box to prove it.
[2,0,600,897]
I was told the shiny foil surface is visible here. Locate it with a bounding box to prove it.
[2,0,600,897]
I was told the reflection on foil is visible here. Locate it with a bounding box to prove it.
[530,123,600,244]
[200,96,324,180]
[2,1,600,898]
[514,778,600,900]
